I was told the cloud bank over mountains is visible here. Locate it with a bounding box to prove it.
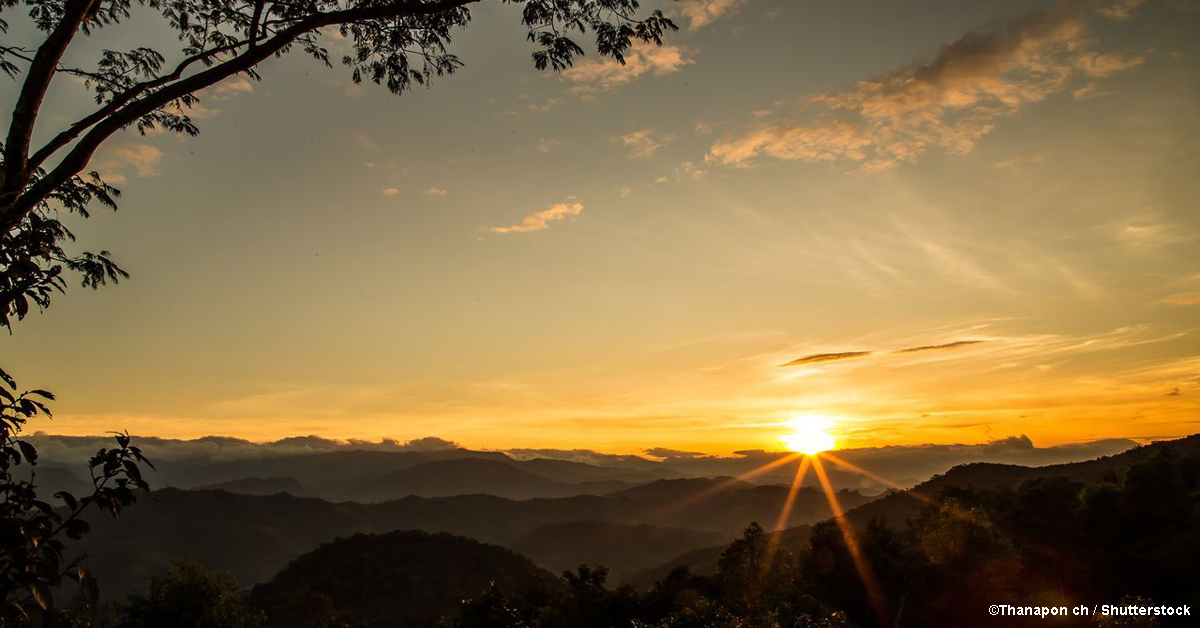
[28,431,1138,490]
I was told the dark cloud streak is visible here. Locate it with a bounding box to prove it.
[896,340,986,354]
[779,351,871,367]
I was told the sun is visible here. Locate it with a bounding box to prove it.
[781,414,838,455]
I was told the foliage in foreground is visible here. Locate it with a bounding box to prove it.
[1,367,151,628]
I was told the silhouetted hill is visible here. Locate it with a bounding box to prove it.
[843,434,1200,529]
[626,524,813,590]
[605,476,751,500]
[358,458,631,500]
[250,530,557,628]
[515,457,685,483]
[632,435,1200,590]
[154,449,661,501]
[197,476,311,496]
[510,521,724,582]
[74,476,874,596]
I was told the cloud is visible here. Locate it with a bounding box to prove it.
[534,137,563,153]
[1097,0,1147,20]
[708,2,1150,170]
[617,128,672,158]
[527,97,562,113]
[993,154,1047,172]
[896,340,986,354]
[563,43,691,96]
[352,132,380,152]
[644,447,709,459]
[1160,293,1200,305]
[211,76,254,99]
[25,433,465,466]
[423,187,448,197]
[676,0,746,31]
[618,186,632,199]
[94,142,165,184]
[399,436,461,451]
[779,351,871,367]
[381,187,400,196]
[488,200,584,234]
[674,161,705,180]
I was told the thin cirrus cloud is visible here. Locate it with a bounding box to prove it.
[782,339,986,366]
[707,0,1150,170]
[895,340,987,353]
[676,0,746,31]
[779,351,872,367]
[563,42,691,96]
[488,201,584,235]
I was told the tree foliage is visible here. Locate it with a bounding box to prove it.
[118,560,265,628]
[0,0,676,325]
[0,366,152,627]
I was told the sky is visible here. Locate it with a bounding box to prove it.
[2,0,1198,454]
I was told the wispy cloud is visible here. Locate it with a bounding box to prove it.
[423,187,448,197]
[617,128,672,158]
[1097,0,1147,21]
[211,76,254,99]
[896,340,986,354]
[1160,293,1200,305]
[676,0,746,31]
[94,142,165,184]
[352,132,380,152]
[779,351,871,367]
[563,43,691,96]
[488,200,584,234]
[708,2,1150,170]
[381,187,400,196]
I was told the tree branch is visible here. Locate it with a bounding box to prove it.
[2,0,484,235]
[2,0,95,201]
[26,40,249,174]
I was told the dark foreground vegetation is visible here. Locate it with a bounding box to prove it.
[6,435,1195,628]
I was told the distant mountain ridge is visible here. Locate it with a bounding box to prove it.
[151,450,678,501]
[197,476,312,496]
[73,477,873,596]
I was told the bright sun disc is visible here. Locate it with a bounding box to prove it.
[781,415,838,455]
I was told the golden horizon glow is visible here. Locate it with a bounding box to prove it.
[781,414,839,455]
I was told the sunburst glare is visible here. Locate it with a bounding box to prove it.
[781,414,838,455]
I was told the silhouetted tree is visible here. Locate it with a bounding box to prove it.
[118,560,264,628]
[0,0,676,324]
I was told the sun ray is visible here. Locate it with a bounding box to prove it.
[811,454,891,627]
[820,451,933,503]
[650,452,805,517]
[760,455,813,578]
[771,455,813,532]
